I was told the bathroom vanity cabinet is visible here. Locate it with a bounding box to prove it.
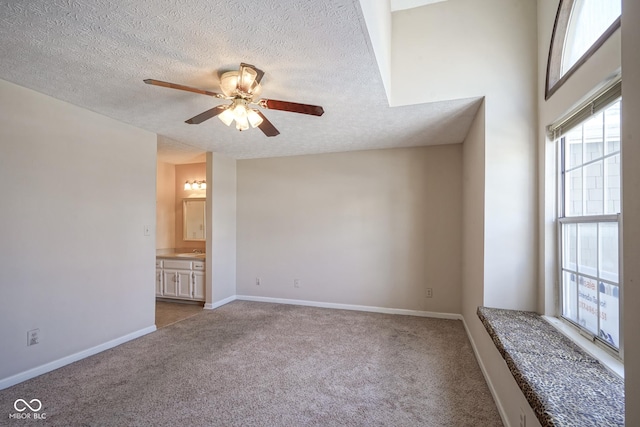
[155,258,205,302]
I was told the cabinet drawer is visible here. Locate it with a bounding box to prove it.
[155,259,163,268]
[193,261,205,271]
[163,260,192,270]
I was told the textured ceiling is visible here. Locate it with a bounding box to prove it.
[0,0,480,161]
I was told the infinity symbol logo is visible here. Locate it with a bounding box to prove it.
[13,398,42,412]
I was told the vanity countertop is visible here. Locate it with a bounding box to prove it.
[156,251,206,261]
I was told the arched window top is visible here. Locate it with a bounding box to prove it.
[562,0,621,73]
[545,0,621,100]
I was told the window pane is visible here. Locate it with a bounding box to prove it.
[566,169,583,216]
[565,128,583,169]
[598,283,619,348]
[604,154,621,214]
[605,100,621,154]
[578,223,597,276]
[562,0,621,74]
[562,223,577,271]
[583,111,604,161]
[599,223,619,282]
[578,276,599,335]
[556,94,622,351]
[585,161,603,215]
[562,271,578,323]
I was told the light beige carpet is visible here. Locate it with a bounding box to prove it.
[0,301,503,426]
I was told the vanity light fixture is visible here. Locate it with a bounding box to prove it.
[184,180,206,191]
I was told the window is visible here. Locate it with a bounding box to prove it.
[546,0,621,99]
[561,0,621,74]
[555,95,621,351]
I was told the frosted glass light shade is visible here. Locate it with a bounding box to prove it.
[220,70,262,97]
[239,67,257,91]
[235,116,250,131]
[218,108,234,126]
[233,104,247,120]
[247,109,263,128]
[220,71,238,97]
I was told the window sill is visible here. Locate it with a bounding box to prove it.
[478,307,625,426]
[542,315,624,379]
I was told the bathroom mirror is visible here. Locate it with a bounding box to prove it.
[183,198,206,241]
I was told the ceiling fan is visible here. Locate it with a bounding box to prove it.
[144,63,324,137]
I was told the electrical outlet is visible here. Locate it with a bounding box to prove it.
[519,407,526,427]
[426,288,433,298]
[27,329,40,346]
[294,279,300,288]
[143,225,151,236]
[256,277,261,286]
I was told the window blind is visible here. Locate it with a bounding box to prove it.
[547,78,622,140]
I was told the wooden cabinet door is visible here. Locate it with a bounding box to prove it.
[177,270,192,299]
[162,270,179,297]
[155,269,163,296]
[193,271,205,301]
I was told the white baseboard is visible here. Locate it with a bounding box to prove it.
[204,295,237,310]
[236,295,463,320]
[0,325,156,391]
[461,316,511,427]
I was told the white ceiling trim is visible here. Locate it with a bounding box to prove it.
[390,0,448,12]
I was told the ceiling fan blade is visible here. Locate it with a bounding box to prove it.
[255,111,280,137]
[260,99,324,116]
[185,106,226,124]
[144,79,222,98]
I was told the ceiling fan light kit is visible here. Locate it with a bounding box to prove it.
[144,63,324,137]
[217,99,264,131]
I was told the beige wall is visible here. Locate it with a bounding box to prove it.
[392,2,538,425]
[461,101,541,427]
[0,79,157,386]
[392,0,538,312]
[461,102,485,318]
[206,153,237,306]
[622,0,640,422]
[357,0,392,100]
[156,160,175,250]
[237,145,462,313]
[174,162,206,250]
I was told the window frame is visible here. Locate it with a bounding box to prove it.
[557,212,621,352]
[554,96,623,355]
[545,0,621,100]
